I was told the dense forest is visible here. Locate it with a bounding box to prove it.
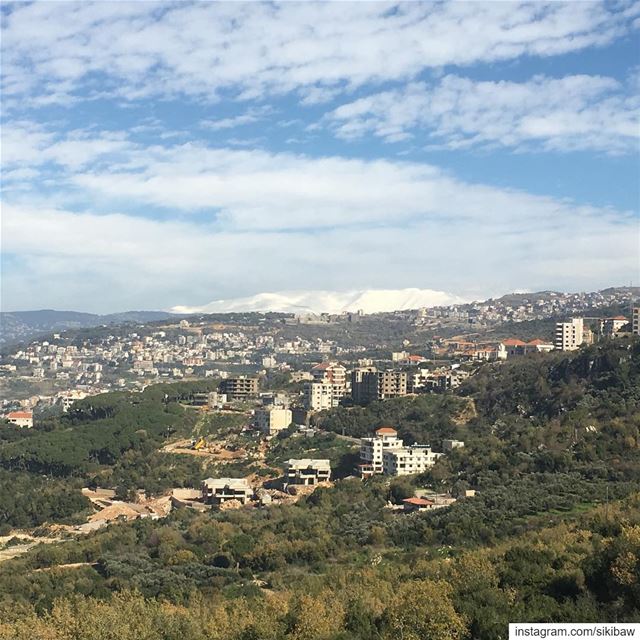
[0,339,638,638]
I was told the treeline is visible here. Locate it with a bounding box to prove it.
[0,381,220,528]
[314,394,468,445]
[0,471,90,531]
[1,495,638,639]
[0,381,218,477]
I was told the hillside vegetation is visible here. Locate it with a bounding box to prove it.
[0,339,638,638]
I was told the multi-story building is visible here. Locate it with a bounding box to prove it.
[601,316,629,336]
[351,366,377,404]
[358,426,404,476]
[352,370,407,405]
[284,459,331,485]
[303,381,334,411]
[383,444,443,476]
[201,477,253,505]
[309,362,347,405]
[255,407,293,436]
[219,376,258,400]
[633,307,640,335]
[555,318,585,351]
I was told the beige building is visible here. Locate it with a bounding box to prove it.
[601,316,629,336]
[303,381,335,411]
[555,318,586,351]
[255,407,293,436]
[201,477,253,505]
[284,459,331,485]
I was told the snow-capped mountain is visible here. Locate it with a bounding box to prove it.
[170,288,468,315]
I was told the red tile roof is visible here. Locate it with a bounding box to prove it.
[403,497,434,506]
[375,426,397,435]
[502,338,526,346]
[6,411,32,419]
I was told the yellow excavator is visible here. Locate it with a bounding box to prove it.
[192,437,206,451]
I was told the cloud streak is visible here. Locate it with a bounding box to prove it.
[328,74,640,153]
[3,2,638,106]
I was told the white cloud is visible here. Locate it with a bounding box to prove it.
[200,106,274,131]
[328,74,640,153]
[2,121,132,170]
[2,197,636,313]
[2,2,638,106]
[2,133,638,311]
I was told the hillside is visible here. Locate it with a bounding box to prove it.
[0,340,638,638]
[0,310,178,347]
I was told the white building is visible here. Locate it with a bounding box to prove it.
[383,445,443,476]
[555,318,585,351]
[4,411,33,428]
[284,459,331,485]
[358,426,404,476]
[304,362,347,409]
[255,407,293,436]
[632,307,639,335]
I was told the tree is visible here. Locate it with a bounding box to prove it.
[382,580,467,640]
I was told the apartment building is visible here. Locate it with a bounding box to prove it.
[304,362,347,409]
[303,381,335,411]
[599,316,629,336]
[201,477,253,505]
[555,318,585,351]
[352,370,408,405]
[255,407,293,436]
[383,444,443,476]
[219,376,258,400]
[284,458,331,485]
[634,307,640,335]
[358,426,404,476]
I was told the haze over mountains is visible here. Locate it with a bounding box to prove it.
[170,288,468,315]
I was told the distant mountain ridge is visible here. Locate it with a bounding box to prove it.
[170,288,468,315]
[0,310,177,347]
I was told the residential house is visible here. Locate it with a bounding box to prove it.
[201,478,253,505]
[284,459,331,485]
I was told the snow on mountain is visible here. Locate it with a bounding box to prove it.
[170,288,467,315]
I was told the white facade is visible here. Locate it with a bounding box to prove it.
[633,307,639,336]
[255,407,293,436]
[5,411,33,428]
[359,427,404,474]
[306,362,347,408]
[383,445,443,476]
[304,381,335,411]
[555,318,584,351]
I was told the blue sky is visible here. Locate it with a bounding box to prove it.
[1,1,639,313]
